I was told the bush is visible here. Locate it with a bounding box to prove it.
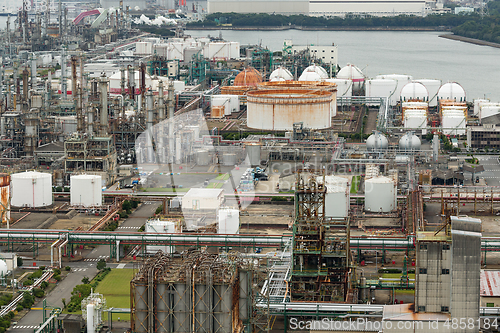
[16,304,23,312]
[65,266,71,271]
[39,266,45,270]
[96,259,107,271]
[53,268,61,275]
[21,292,34,309]
[81,277,90,284]
[40,281,49,290]
[16,257,23,267]
[33,288,44,298]
[53,275,61,281]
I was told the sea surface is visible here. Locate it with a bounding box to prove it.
[187,29,500,102]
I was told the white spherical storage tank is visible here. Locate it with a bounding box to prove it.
[400,82,429,102]
[399,132,422,151]
[247,88,336,130]
[270,67,293,81]
[319,175,350,218]
[365,79,398,106]
[366,132,388,151]
[70,175,102,207]
[11,171,52,208]
[437,82,466,102]
[414,79,441,107]
[301,65,329,79]
[337,64,364,93]
[364,176,397,213]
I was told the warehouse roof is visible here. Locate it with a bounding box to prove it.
[183,188,224,199]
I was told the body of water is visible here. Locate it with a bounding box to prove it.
[187,29,500,102]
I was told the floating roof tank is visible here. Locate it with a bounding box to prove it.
[399,132,421,151]
[366,132,388,151]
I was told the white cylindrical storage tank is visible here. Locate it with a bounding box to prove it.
[196,150,210,166]
[437,82,466,102]
[269,67,293,81]
[404,109,428,134]
[11,171,52,207]
[337,64,364,94]
[414,79,441,107]
[480,104,500,121]
[0,174,10,226]
[325,78,352,97]
[247,89,335,130]
[211,95,231,115]
[366,132,388,151]
[246,144,261,167]
[364,176,396,213]
[70,175,102,207]
[474,99,490,117]
[87,303,95,333]
[399,132,421,151]
[0,260,7,277]
[145,219,178,253]
[400,82,429,103]
[375,74,413,103]
[319,175,350,218]
[218,208,240,234]
[222,153,237,166]
[442,110,466,135]
[365,79,398,106]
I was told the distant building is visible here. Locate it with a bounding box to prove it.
[455,6,474,14]
[207,0,309,14]
[309,0,427,17]
[100,0,147,9]
[467,124,500,149]
[286,40,338,69]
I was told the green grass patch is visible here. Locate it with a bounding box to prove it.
[214,173,227,180]
[382,273,415,280]
[95,269,135,321]
[350,176,360,194]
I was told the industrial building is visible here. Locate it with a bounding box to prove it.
[207,0,309,14]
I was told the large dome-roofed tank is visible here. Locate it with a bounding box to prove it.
[376,74,413,103]
[400,82,429,102]
[414,79,441,107]
[399,132,421,151]
[437,82,466,102]
[233,67,263,87]
[366,132,388,151]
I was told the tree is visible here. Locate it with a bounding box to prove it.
[97,259,107,271]
[81,276,90,284]
[17,257,23,267]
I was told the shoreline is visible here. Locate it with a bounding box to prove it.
[186,26,451,32]
[438,33,500,49]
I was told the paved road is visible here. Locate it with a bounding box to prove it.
[83,202,160,262]
[465,155,500,186]
[10,266,98,332]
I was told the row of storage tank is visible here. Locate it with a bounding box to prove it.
[268,64,467,107]
[318,175,397,218]
[0,172,103,210]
